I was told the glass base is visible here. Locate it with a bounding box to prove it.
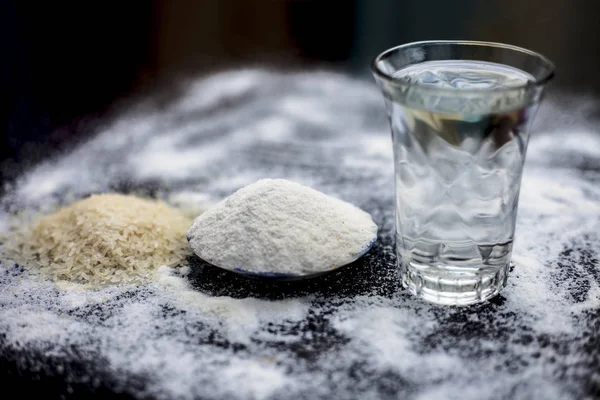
[400,260,509,306]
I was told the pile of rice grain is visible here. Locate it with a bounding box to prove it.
[3,193,192,286]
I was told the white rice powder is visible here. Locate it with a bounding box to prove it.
[0,70,599,400]
[187,179,378,275]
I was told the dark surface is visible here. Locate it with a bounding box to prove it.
[0,68,599,399]
[0,241,514,399]
[2,245,597,399]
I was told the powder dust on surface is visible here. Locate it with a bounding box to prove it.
[0,70,599,400]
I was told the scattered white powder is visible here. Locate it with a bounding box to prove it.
[152,266,309,344]
[0,69,599,400]
[187,179,378,275]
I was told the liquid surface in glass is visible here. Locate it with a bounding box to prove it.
[390,60,538,304]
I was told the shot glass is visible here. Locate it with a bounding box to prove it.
[372,41,554,305]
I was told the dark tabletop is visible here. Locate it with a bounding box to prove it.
[0,70,599,400]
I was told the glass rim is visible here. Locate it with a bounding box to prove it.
[371,40,555,95]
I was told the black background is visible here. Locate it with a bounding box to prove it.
[2,0,600,165]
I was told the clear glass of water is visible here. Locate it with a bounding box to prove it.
[372,41,554,305]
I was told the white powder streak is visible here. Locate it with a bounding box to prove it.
[153,267,309,344]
